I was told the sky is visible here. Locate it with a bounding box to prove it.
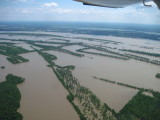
[0,0,160,24]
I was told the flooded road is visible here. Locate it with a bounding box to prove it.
[0,53,79,120]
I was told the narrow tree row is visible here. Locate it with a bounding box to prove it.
[120,49,160,57]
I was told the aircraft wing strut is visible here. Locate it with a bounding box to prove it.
[74,0,160,9]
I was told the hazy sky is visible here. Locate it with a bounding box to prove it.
[0,0,160,24]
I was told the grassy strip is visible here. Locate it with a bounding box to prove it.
[30,43,84,57]
[73,37,122,44]
[0,37,70,45]
[77,48,129,60]
[77,43,130,58]
[0,32,65,38]
[57,48,84,57]
[0,42,15,45]
[124,53,160,66]
[93,76,116,84]
[0,74,25,120]
[85,45,128,57]
[93,76,148,91]
[120,49,160,57]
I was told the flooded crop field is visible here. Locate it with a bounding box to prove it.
[0,23,160,120]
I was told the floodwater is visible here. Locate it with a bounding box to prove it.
[85,48,126,58]
[63,45,85,52]
[36,43,62,47]
[0,31,160,114]
[48,50,160,112]
[0,53,79,120]
[16,43,34,51]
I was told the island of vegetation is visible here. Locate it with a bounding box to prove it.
[0,74,25,120]
[118,90,160,120]
[156,73,160,78]
[0,44,30,64]
[1,66,5,69]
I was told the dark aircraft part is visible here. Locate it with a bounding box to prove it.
[153,0,160,9]
[83,2,120,8]
[75,0,160,9]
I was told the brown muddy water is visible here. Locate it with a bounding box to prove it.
[0,53,79,120]
[48,50,160,112]
[0,31,160,114]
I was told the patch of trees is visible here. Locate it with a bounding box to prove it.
[156,73,160,78]
[1,66,5,69]
[7,56,29,64]
[118,91,160,120]
[67,94,87,120]
[0,74,25,120]
[0,45,30,55]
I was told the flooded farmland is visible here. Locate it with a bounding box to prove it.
[0,29,160,119]
[47,50,159,111]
